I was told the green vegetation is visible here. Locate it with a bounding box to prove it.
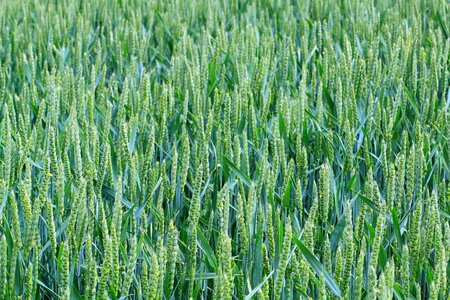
[0,0,449,299]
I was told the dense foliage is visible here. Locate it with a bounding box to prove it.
[0,0,449,299]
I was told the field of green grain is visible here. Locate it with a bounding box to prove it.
[0,0,449,299]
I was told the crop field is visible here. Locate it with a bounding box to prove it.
[0,0,449,299]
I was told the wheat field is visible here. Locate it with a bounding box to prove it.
[0,0,449,299]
